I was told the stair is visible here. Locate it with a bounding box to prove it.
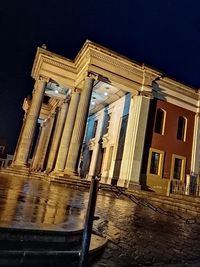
[0,226,107,266]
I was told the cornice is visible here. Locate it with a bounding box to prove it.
[31,40,198,105]
[88,48,143,77]
[157,79,198,100]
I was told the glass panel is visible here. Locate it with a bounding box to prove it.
[150,152,160,175]
[173,158,182,179]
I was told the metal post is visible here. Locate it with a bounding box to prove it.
[79,175,100,267]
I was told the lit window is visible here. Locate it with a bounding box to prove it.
[150,152,160,175]
[154,109,166,135]
[147,148,164,177]
[177,116,187,141]
[170,154,186,181]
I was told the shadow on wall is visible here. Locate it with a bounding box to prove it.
[140,79,167,191]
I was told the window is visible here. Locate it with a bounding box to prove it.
[150,152,160,175]
[173,158,182,179]
[177,116,187,141]
[147,148,164,177]
[170,154,186,181]
[154,109,166,134]
[91,120,98,138]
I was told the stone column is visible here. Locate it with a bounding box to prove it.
[46,100,69,172]
[31,122,45,170]
[118,94,151,188]
[14,77,47,167]
[191,113,200,174]
[54,89,80,172]
[65,76,95,174]
[38,113,55,171]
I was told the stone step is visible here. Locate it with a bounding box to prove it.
[0,231,107,267]
[0,226,83,250]
[52,176,91,188]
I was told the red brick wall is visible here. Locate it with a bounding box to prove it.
[142,99,195,181]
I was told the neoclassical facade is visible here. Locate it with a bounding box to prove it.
[10,41,200,194]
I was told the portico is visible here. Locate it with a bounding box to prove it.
[9,40,199,194]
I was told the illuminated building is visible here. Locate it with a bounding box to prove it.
[9,41,200,195]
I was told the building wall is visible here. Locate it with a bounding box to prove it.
[80,94,131,183]
[142,99,195,194]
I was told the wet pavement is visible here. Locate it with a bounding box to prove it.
[0,176,200,266]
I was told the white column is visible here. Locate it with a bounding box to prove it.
[46,100,69,171]
[54,89,80,172]
[118,94,151,188]
[65,76,95,174]
[31,123,46,170]
[38,113,55,171]
[14,77,47,167]
[191,113,200,174]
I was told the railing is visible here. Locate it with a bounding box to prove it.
[171,174,200,197]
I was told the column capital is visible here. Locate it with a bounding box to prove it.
[72,88,81,94]
[87,72,99,80]
[139,90,153,99]
[34,76,49,92]
[38,75,50,83]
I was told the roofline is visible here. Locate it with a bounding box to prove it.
[31,40,198,92]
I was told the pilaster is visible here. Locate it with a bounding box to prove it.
[118,94,151,188]
[191,112,200,175]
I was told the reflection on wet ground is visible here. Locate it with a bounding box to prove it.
[0,176,87,231]
[1,175,200,266]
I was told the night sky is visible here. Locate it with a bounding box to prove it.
[1,0,200,153]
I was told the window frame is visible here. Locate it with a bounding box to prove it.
[170,154,186,181]
[154,108,166,135]
[177,116,187,142]
[147,148,165,178]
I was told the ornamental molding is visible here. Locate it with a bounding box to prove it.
[102,134,109,148]
[88,138,96,151]
[42,56,76,74]
[158,80,198,100]
[89,49,144,78]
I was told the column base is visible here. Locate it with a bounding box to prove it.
[10,163,29,171]
[49,170,64,178]
[63,169,79,177]
[117,178,127,188]
[128,181,141,191]
[100,176,109,184]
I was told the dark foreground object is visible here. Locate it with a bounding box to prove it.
[0,227,107,267]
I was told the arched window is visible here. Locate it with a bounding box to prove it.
[154,109,166,135]
[177,116,187,141]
